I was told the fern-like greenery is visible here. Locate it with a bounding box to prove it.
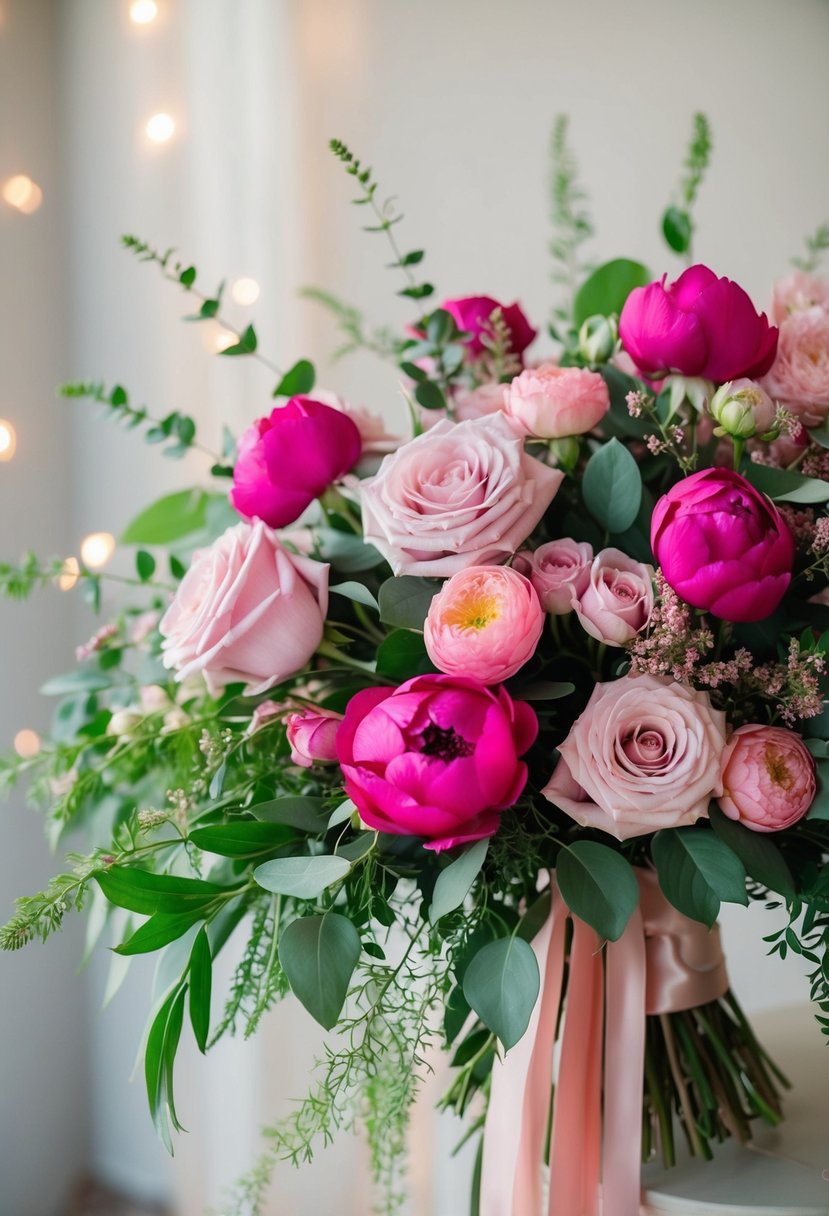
[548,115,594,323]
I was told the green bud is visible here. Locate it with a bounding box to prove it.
[577,314,618,364]
[549,435,581,472]
[709,379,776,440]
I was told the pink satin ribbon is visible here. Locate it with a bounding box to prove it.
[479,869,728,1216]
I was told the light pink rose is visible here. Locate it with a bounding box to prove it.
[543,674,727,840]
[504,362,610,439]
[573,548,654,646]
[772,272,829,325]
[312,389,401,454]
[423,565,544,684]
[359,414,564,577]
[159,520,329,697]
[285,707,342,767]
[718,723,816,832]
[761,307,829,427]
[513,538,593,614]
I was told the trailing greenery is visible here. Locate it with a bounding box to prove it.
[548,114,594,324]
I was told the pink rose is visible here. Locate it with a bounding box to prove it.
[423,565,544,684]
[772,272,829,325]
[619,264,778,382]
[651,468,794,622]
[573,548,654,645]
[159,520,329,696]
[761,307,829,427]
[440,295,536,360]
[337,673,538,852]
[513,538,593,614]
[285,708,342,767]
[543,674,727,840]
[230,397,362,528]
[504,363,610,439]
[360,414,564,577]
[718,724,816,832]
[245,699,286,737]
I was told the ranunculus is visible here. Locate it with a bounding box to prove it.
[504,363,610,439]
[650,468,794,622]
[360,414,564,577]
[718,724,816,832]
[619,264,778,383]
[772,271,829,325]
[761,307,829,427]
[543,674,727,840]
[440,295,536,360]
[573,548,654,645]
[337,673,538,851]
[159,520,329,696]
[230,397,362,528]
[285,708,342,768]
[423,566,544,684]
[513,538,593,615]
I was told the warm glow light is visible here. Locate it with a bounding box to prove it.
[2,175,43,215]
[145,113,175,144]
[56,557,80,592]
[80,532,116,569]
[204,328,237,353]
[0,419,16,461]
[14,729,41,759]
[130,0,158,23]
[231,277,260,306]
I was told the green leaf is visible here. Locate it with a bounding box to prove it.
[376,629,437,679]
[329,581,379,611]
[708,806,795,899]
[581,438,642,533]
[254,855,351,899]
[278,913,361,1030]
[95,868,225,916]
[136,550,156,581]
[114,909,207,955]
[414,380,447,412]
[219,324,257,356]
[316,528,385,573]
[273,359,316,398]
[40,669,114,696]
[145,983,187,1150]
[512,681,575,701]
[189,821,297,858]
[652,828,747,927]
[808,761,829,820]
[179,266,196,288]
[744,462,829,505]
[378,575,441,630]
[462,936,540,1051]
[573,258,650,327]
[328,799,357,828]
[188,927,212,1053]
[662,206,692,254]
[122,489,208,545]
[430,840,489,923]
[337,833,375,862]
[249,796,330,834]
[556,842,639,941]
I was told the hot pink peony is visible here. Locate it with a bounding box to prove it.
[718,724,816,832]
[513,538,593,615]
[504,363,610,439]
[310,389,400,454]
[650,468,794,622]
[285,707,342,767]
[573,548,654,645]
[619,264,778,383]
[230,397,362,528]
[771,271,829,325]
[359,414,564,577]
[423,566,544,684]
[761,307,829,427]
[159,520,328,696]
[543,674,727,840]
[440,295,536,360]
[336,674,538,852]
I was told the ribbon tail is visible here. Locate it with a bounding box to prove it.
[603,904,646,1216]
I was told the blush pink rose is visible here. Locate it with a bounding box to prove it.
[440,295,537,360]
[513,539,593,615]
[761,307,829,427]
[718,724,816,832]
[360,414,564,577]
[337,673,538,852]
[573,548,654,645]
[543,674,727,840]
[504,363,610,439]
[285,708,342,768]
[424,566,544,684]
[159,520,329,696]
[772,272,829,324]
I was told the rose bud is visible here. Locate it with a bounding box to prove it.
[504,363,610,440]
[709,378,777,440]
[439,295,537,360]
[573,548,654,646]
[285,708,342,768]
[513,538,593,615]
[578,314,618,364]
[719,724,816,832]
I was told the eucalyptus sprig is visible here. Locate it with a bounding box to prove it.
[549,114,594,324]
[661,112,712,260]
[792,223,829,273]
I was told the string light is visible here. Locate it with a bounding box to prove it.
[56,557,80,591]
[129,0,158,23]
[13,729,41,759]
[145,113,175,144]
[0,419,16,461]
[2,175,43,215]
[231,277,260,306]
[80,532,116,569]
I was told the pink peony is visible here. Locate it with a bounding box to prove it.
[440,295,536,360]
[619,264,778,383]
[761,307,829,427]
[543,674,727,840]
[359,414,564,577]
[513,538,593,615]
[651,468,794,622]
[159,520,328,696]
[504,363,610,439]
[337,674,538,852]
[230,397,362,528]
[311,388,400,454]
[423,566,544,684]
[772,271,829,325]
[718,724,816,832]
[573,548,654,646]
[285,707,342,768]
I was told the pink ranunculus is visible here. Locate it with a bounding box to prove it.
[573,548,654,645]
[772,271,829,325]
[359,414,564,578]
[440,295,537,360]
[504,363,610,439]
[285,707,343,768]
[543,674,727,840]
[423,566,544,684]
[337,673,538,852]
[513,538,593,615]
[229,397,362,528]
[761,307,829,427]
[650,468,794,622]
[619,264,778,383]
[159,520,329,696]
[718,723,816,832]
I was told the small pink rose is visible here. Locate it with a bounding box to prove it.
[573,548,654,646]
[285,707,342,768]
[513,538,593,615]
[504,363,610,439]
[718,724,816,832]
[761,307,829,428]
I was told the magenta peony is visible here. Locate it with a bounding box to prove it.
[513,538,593,615]
[761,306,829,427]
[619,264,778,382]
[440,295,536,359]
[336,674,538,852]
[504,363,610,439]
[573,548,654,645]
[650,468,794,622]
[285,708,342,768]
[230,396,362,528]
[718,724,816,832]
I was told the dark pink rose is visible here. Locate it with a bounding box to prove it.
[285,708,342,768]
[336,674,538,852]
[440,295,537,359]
[230,397,362,528]
[619,264,778,383]
[651,468,794,622]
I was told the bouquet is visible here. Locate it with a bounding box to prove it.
[3,114,829,1216]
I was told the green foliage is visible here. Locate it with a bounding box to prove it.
[744,461,829,504]
[376,629,436,680]
[708,806,795,900]
[121,489,210,545]
[254,855,352,899]
[278,912,362,1030]
[378,576,440,630]
[581,437,643,533]
[557,841,640,941]
[573,258,650,327]
[549,114,594,322]
[273,358,316,397]
[430,840,489,923]
[0,851,104,949]
[145,982,188,1152]
[189,821,298,858]
[652,828,748,927]
[660,113,712,258]
[792,222,829,273]
[59,381,218,464]
[189,927,212,1053]
[462,935,539,1051]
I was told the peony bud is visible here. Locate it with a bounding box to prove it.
[578,314,618,364]
[709,379,777,440]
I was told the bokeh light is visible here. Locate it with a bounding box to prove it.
[231,277,260,306]
[80,532,116,569]
[130,0,158,23]
[2,175,43,215]
[0,419,16,461]
[14,729,41,759]
[145,113,175,144]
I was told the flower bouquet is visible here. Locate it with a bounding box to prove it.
[3,115,829,1216]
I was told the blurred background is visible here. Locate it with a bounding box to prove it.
[1,1,828,1214]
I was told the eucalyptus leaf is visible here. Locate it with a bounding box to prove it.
[430,840,489,923]
[744,463,829,505]
[376,629,437,679]
[581,438,642,533]
[278,913,361,1030]
[462,936,539,1051]
[652,828,747,927]
[189,821,297,858]
[709,805,795,898]
[556,842,639,941]
[573,258,649,327]
[249,796,330,834]
[316,528,385,573]
[378,576,441,630]
[253,855,351,899]
[330,581,380,611]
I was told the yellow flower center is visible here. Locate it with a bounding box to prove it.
[444,590,501,632]
[763,745,793,790]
